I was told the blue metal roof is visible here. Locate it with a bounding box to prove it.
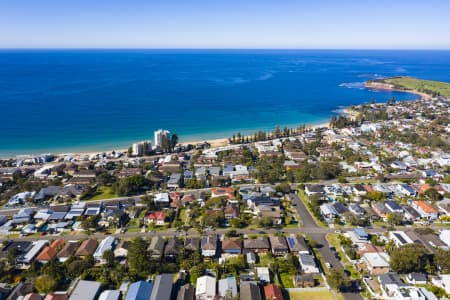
[126,281,153,300]
[354,228,368,239]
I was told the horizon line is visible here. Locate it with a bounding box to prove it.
[1,47,450,51]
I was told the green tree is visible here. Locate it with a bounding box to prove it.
[424,188,442,201]
[434,249,450,273]
[35,274,58,294]
[387,213,403,226]
[127,237,150,277]
[390,244,429,273]
[327,268,351,291]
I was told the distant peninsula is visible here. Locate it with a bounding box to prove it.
[365,76,450,99]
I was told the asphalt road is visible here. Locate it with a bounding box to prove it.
[288,193,363,300]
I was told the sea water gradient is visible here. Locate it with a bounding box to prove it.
[0,49,450,157]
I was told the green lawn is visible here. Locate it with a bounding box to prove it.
[288,290,334,300]
[374,76,450,98]
[279,273,294,288]
[87,186,118,201]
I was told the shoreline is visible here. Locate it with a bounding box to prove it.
[0,80,430,161]
[364,81,431,100]
[0,119,332,161]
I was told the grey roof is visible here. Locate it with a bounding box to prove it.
[150,274,173,300]
[379,273,407,287]
[240,282,261,300]
[243,237,270,250]
[287,235,308,253]
[176,284,194,300]
[69,280,102,300]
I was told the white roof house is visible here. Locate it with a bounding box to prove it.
[439,230,450,247]
[94,236,116,262]
[298,253,319,273]
[98,290,121,300]
[388,231,414,248]
[431,275,450,294]
[362,252,390,273]
[256,267,270,283]
[196,275,216,300]
[218,277,237,299]
[154,193,170,204]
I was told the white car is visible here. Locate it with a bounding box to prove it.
[325,262,332,269]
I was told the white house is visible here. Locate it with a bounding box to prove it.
[298,253,319,273]
[154,193,170,207]
[93,236,116,263]
[431,275,450,294]
[196,275,216,300]
[439,230,450,247]
[256,267,270,283]
[218,277,237,299]
[388,231,414,248]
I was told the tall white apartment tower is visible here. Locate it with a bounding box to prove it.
[154,129,170,150]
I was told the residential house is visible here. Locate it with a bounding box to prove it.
[75,239,98,258]
[403,206,421,222]
[168,173,182,189]
[221,238,241,255]
[218,277,237,299]
[372,202,389,220]
[246,252,256,265]
[362,252,390,275]
[269,236,289,256]
[298,253,319,273]
[164,237,182,259]
[68,280,101,300]
[114,240,130,258]
[144,212,166,226]
[184,237,200,252]
[286,235,309,255]
[240,283,261,300]
[407,273,427,285]
[320,204,338,222]
[388,231,413,247]
[411,201,438,220]
[385,201,404,214]
[304,184,325,196]
[57,241,79,262]
[176,284,194,300]
[431,275,450,294]
[195,275,216,300]
[148,236,166,260]
[150,274,173,300]
[255,267,270,283]
[243,237,270,254]
[264,284,283,300]
[34,186,61,202]
[17,240,48,266]
[98,290,121,300]
[211,187,235,200]
[125,281,153,300]
[201,235,218,258]
[293,274,315,288]
[154,193,170,207]
[36,239,64,264]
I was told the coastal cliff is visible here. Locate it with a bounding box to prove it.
[365,76,450,99]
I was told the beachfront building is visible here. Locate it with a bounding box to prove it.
[154,129,170,150]
[132,141,151,156]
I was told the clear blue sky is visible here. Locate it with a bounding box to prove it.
[1,0,449,49]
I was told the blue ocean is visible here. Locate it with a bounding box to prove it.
[1,49,450,157]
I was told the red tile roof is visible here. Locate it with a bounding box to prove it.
[264,284,284,300]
